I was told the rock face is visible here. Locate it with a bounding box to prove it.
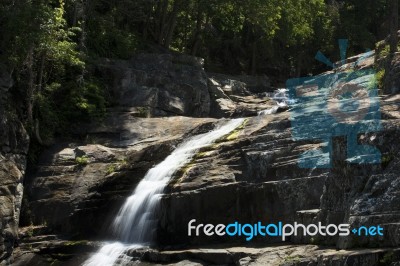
[317,112,400,249]
[20,53,281,251]
[207,74,276,118]
[376,36,400,95]
[14,51,400,265]
[158,115,327,246]
[96,54,211,117]
[0,66,29,264]
[95,54,275,119]
[22,116,215,240]
[284,51,400,249]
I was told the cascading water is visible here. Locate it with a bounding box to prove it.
[83,118,245,266]
[258,88,294,115]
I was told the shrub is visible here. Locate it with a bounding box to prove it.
[75,156,89,165]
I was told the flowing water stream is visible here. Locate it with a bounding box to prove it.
[83,118,245,266]
[258,88,293,115]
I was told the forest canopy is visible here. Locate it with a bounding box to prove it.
[0,0,395,146]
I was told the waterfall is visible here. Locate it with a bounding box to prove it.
[258,88,293,116]
[83,118,245,266]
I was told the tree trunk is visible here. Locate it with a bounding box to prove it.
[390,0,399,54]
[34,119,44,145]
[143,3,154,41]
[158,0,169,44]
[37,53,45,94]
[296,52,303,77]
[164,0,180,48]
[251,40,257,75]
[385,0,399,94]
[26,46,35,127]
[79,0,88,54]
[190,5,203,55]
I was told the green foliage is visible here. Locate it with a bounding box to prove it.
[2,0,393,78]
[75,156,89,165]
[35,79,107,141]
[62,80,107,122]
[37,0,84,67]
[26,225,34,238]
[86,14,139,58]
[336,0,388,52]
[375,69,386,91]
[0,0,106,144]
[0,0,397,151]
[84,0,142,58]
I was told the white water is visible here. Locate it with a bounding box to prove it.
[83,118,244,266]
[258,106,281,115]
[83,242,137,266]
[258,88,292,116]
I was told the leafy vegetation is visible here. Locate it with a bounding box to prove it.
[75,156,89,166]
[1,0,107,146]
[0,0,397,150]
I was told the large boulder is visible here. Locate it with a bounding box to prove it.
[95,54,211,118]
[0,66,30,264]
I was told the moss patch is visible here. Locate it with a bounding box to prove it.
[216,118,248,143]
[283,255,302,264]
[106,164,117,175]
[63,240,89,246]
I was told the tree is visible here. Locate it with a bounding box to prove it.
[389,0,399,54]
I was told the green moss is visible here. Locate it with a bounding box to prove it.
[375,69,385,91]
[198,143,220,152]
[181,162,195,175]
[171,119,248,184]
[226,130,240,141]
[27,226,34,237]
[216,118,248,143]
[378,44,390,59]
[169,156,197,185]
[136,107,150,118]
[118,158,127,165]
[282,255,302,264]
[237,118,249,129]
[63,240,89,246]
[194,151,212,159]
[106,164,116,175]
[75,156,89,165]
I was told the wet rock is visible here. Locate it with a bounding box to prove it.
[207,74,276,118]
[16,51,400,265]
[22,117,215,240]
